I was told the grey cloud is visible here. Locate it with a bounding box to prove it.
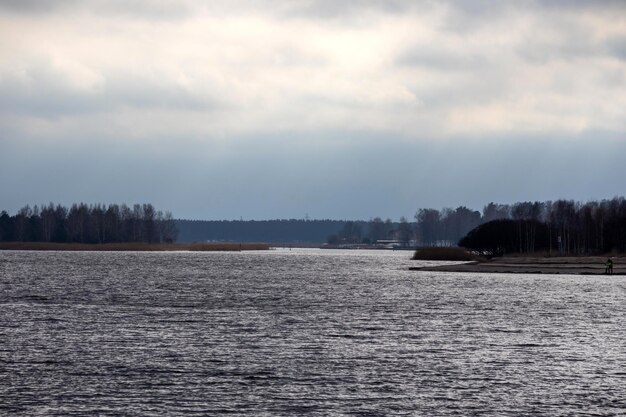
[2,0,624,20]
[516,39,600,64]
[394,47,506,109]
[0,0,194,20]
[444,0,508,16]
[535,0,626,12]
[0,0,433,23]
[0,64,221,118]
[0,0,410,19]
[102,73,220,111]
[273,0,624,21]
[0,62,96,117]
[439,0,624,36]
[437,2,520,34]
[2,131,625,220]
[273,0,413,19]
[607,36,626,61]
[91,0,194,20]
[274,0,624,23]
[0,0,76,14]
[396,46,487,70]
[514,14,608,64]
[445,0,625,17]
[516,32,626,65]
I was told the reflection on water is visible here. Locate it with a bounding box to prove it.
[1,249,625,415]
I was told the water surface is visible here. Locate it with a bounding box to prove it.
[1,249,625,415]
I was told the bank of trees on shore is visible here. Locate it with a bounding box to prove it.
[179,219,351,244]
[325,208,486,247]
[415,206,482,247]
[179,217,414,245]
[458,197,626,255]
[324,197,626,253]
[0,203,178,244]
[327,216,414,246]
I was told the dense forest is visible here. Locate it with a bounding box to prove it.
[177,219,347,243]
[326,217,413,245]
[0,203,178,244]
[174,197,626,252]
[3,197,624,253]
[459,197,626,255]
[415,206,482,247]
[176,217,414,245]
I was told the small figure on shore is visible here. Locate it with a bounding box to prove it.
[605,258,613,275]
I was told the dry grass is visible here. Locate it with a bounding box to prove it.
[410,255,626,275]
[0,242,270,252]
[412,246,482,261]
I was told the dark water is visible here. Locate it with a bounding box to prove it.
[1,249,625,416]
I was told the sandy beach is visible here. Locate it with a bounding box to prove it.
[410,256,626,275]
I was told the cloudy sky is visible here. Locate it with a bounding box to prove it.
[1,0,625,220]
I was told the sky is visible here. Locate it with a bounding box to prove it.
[1,0,625,220]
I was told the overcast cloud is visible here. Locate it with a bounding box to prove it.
[1,0,625,219]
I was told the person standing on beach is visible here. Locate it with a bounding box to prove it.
[606,258,614,275]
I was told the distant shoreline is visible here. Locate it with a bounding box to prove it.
[410,256,625,275]
[0,242,270,252]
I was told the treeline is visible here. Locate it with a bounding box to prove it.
[327,217,413,245]
[459,197,626,255]
[0,203,178,244]
[177,218,415,245]
[415,206,482,246]
[177,219,349,243]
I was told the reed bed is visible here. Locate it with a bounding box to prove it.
[412,246,482,261]
[0,242,270,251]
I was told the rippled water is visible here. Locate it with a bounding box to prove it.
[1,249,625,416]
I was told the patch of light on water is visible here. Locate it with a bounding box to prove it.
[1,250,625,415]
